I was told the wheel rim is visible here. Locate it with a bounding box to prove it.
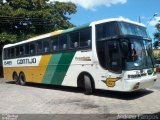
[84,75,92,94]
[20,73,26,85]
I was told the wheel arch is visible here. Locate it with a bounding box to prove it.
[77,71,95,89]
[19,71,25,76]
[12,71,18,80]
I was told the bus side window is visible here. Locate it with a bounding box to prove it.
[11,47,15,58]
[43,39,50,53]
[4,48,10,59]
[15,46,19,57]
[4,49,7,59]
[30,43,36,55]
[59,35,68,50]
[36,40,43,54]
[69,32,79,49]
[25,44,30,55]
[19,46,24,56]
[80,28,91,47]
[96,22,118,40]
[51,37,59,51]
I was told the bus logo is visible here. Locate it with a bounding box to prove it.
[17,58,36,65]
[105,77,121,87]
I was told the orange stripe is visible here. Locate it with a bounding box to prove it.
[3,55,51,83]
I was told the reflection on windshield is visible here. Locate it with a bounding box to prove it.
[118,22,148,38]
[121,39,153,70]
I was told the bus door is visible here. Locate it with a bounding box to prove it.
[105,40,122,73]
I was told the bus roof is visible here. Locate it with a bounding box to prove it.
[3,18,145,48]
[3,23,90,48]
[91,17,145,27]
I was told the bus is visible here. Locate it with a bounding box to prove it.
[2,18,157,94]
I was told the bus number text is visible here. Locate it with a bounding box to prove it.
[4,61,12,65]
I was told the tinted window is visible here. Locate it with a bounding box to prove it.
[30,43,36,55]
[51,37,59,51]
[11,48,15,57]
[96,41,106,68]
[19,46,24,56]
[43,39,50,53]
[96,22,119,41]
[25,44,30,55]
[96,24,105,41]
[106,41,122,73]
[36,40,43,53]
[80,28,91,47]
[118,22,148,38]
[7,48,11,59]
[15,46,19,57]
[59,35,68,50]
[69,32,79,48]
[4,49,9,59]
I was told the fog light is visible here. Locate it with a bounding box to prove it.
[133,82,140,90]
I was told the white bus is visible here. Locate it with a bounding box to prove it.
[2,18,157,94]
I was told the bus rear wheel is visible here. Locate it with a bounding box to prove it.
[13,73,19,85]
[84,75,93,95]
[19,73,26,86]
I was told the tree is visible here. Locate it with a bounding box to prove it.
[0,0,77,43]
[153,20,160,48]
[153,40,159,49]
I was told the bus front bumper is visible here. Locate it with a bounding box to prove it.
[124,75,157,91]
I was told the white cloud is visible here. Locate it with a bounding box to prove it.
[149,16,160,26]
[118,16,130,20]
[49,0,127,10]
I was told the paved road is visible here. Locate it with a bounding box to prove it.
[0,74,160,117]
[151,74,160,90]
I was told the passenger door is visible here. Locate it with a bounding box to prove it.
[105,40,122,73]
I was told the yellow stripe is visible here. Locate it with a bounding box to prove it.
[3,55,51,83]
[50,30,63,36]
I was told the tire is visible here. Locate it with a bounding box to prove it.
[19,73,26,86]
[13,73,19,85]
[84,75,92,95]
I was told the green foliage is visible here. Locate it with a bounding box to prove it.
[153,20,160,48]
[0,0,77,43]
[153,49,160,59]
[153,40,159,49]
[0,32,17,43]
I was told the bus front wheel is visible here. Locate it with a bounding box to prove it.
[84,75,93,95]
[19,72,26,86]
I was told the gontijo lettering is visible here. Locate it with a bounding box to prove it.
[17,58,36,64]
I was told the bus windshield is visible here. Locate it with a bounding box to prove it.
[118,22,148,38]
[121,38,154,70]
[96,21,154,72]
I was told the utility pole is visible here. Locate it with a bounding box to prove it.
[146,13,158,27]
[139,16,141,23]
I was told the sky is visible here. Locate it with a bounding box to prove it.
[50,0,160,39]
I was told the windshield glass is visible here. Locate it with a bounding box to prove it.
[121,39,153,70]
[118,22,148,38]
